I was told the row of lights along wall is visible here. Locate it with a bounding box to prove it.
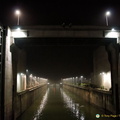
[17,70,48,92]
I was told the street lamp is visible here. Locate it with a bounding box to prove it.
[26,69,29,88]
[15,10,21,25]
[105,11,110,26]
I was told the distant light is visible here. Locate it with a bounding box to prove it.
[47,83,50,84]
[60,83,62,84]
[21,73,24,76]
[100,72,105,75]
[103,72,111,90]
[17,73,21,92]
[30,74,32,77]
[17,27,20,31]
[80,76,83,78]
[96,114,100,118]
[15,10,20,15]
[106,11,110,16]
[105,30,119,43]
[12,29,27,38]
[105,31,118,38]
[111,28,115,31]
[103,72,105,75]
[99,71,111,90]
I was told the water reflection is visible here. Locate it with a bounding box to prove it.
[33,88,49,120]
[61,89,85,120]
[17,86,115,120]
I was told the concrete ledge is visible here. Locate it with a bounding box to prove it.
[15,84,47,119]
[63,84,115,114]
[17,84,46,95]
[64,83,111,94]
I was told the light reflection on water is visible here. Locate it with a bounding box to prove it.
[61,88,85,120]
[17,85,115,120]
[33,88,49,120]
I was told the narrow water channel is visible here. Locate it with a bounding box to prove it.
[17,84,115,120]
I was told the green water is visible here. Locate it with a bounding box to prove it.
[17,84,115,120]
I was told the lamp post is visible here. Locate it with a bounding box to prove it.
[26,69,29,88]
[105,11,110,26]
[15,10,20,25]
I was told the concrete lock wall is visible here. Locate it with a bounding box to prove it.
[4,27,25,120]
[63,84,115,113]
[3,27,48,120]
[15,85,47,119]
[4,28,14,120]
[93,46,111,90]
[10,39,27,120]
[10,32,48,119]
[11,43,48,119]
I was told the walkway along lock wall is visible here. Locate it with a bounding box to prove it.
[63,84,115,113]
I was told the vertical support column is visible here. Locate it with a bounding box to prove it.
[11,43,22,120]
[5,28,14,120]
[10,44,27,119]
[107,43,119,114]
[10,44,19,120]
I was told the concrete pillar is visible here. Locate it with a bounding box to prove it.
[10,45,18,120]
[0,27,15,120]
[10,44,27,119]
[4,28,14,120]
[106,43,119,114]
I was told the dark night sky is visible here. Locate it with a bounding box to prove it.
[1,0,120,81]
[0,0,120,26]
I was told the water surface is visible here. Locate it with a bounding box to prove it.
[17,84,115,120]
